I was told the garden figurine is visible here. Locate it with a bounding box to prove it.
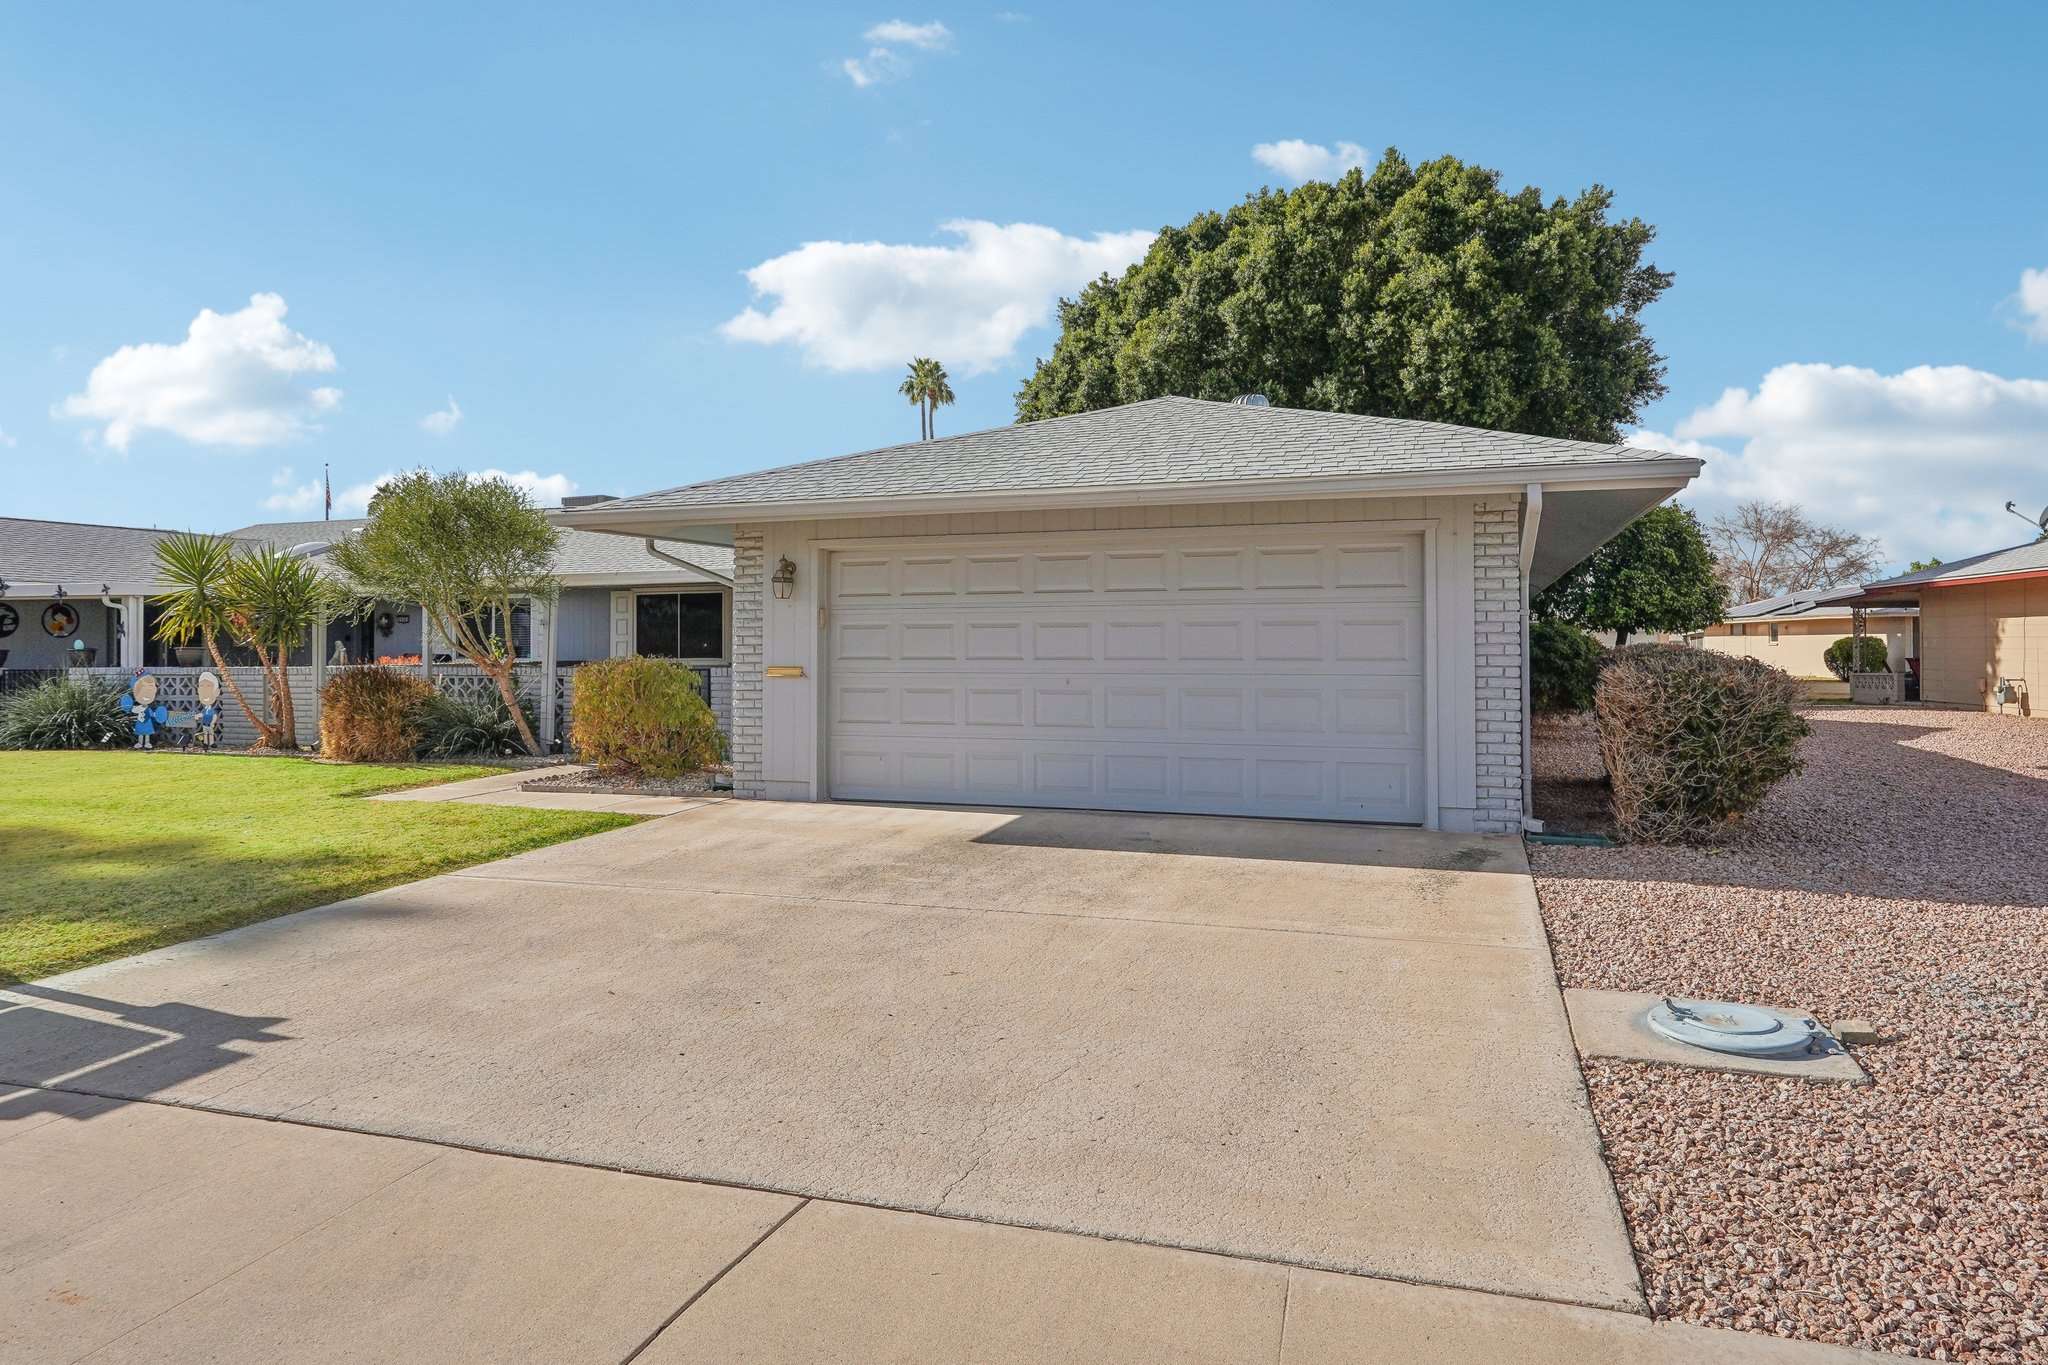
[117,672,170,750]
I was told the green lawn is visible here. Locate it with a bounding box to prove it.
[0,752,634,982]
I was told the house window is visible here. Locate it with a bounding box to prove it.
[1768,624,1780,644]
[466,600,534,661]
[1731,623,1746,636]
[635,592,724,660]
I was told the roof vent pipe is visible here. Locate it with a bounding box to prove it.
[1232,394,1270,407]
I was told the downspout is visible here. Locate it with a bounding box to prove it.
[1518,485,1544,834]
[98,592,127,669]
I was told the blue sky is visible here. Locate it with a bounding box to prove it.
[4,2,2045,566]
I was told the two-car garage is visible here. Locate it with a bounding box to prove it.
[823,525,1430,824]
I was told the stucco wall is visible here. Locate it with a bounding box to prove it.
[1699,615,1916,682]
[1920,580,2047,713]
[726,494,1525,831]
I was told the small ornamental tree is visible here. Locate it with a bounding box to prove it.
[1824,636,1888,680]
[328,471,559,756]
[1536,505,1726,647]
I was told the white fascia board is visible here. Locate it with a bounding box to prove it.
[561,458,1703,538]
[557,568,733,589]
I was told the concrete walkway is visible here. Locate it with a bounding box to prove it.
[369,764,720,815]
[0,1087,1880,1365]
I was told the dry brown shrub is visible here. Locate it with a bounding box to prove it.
[320,667,435,763]
[571,656,722,778]
[1594,645,1809,843]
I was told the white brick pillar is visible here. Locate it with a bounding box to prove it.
[728,527,765,798]
[1471,496,1525,834]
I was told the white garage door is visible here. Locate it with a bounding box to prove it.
[825,526,1428,823]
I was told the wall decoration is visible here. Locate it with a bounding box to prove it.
[0,603,17,639]
[42,602,80,638]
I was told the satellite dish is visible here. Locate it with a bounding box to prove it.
[197,671,221,705]
[2005,501,2048,534]
[131,674,159,706]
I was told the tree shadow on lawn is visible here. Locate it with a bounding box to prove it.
[0,823,433,985]
[1533,717,2048,911]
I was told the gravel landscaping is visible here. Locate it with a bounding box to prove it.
[1531,707,2047,1362]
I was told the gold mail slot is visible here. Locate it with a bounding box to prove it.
[764,665,806,679]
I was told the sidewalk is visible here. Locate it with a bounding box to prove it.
[1,1086,1883,1365]
[369,765,720,816]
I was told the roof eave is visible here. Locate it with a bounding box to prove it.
[560,457,1703,538]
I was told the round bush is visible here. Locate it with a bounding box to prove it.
[1594,645,1810,843]
[1823,635,1888,681]
[320,667,435,763]
[1531,619,1605,713]
[0,676,133,749]
[571,656,721,778]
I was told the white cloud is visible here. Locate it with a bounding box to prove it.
[842,47,909,87]
[721,219,1155,373]
[0,425,16,448]
[419,395,463,435]
[864,19,951,49]
[2016,267,2048,342]
[261,464,575,518]
[57,293,341,452]
[1659,361,2048,569]
[842,18,952,86]
[1251,139,1370,184]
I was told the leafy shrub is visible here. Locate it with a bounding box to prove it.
[1823,635,1888,680]
[415,691,540,758]
[320,667,434,762]
[571,656,721,778]
[0,676,133,749]
[1594,645,1810,843]
[1531,619,1605,713]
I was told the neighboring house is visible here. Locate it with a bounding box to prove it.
[565,396,1700,833]
[0,517,185,670]
[1693,590,1917,698]
[0,511,737,742]
[1840,540,2048,713]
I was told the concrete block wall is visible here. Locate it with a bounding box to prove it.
[1472,496,1524,833]
[729,526,765,796]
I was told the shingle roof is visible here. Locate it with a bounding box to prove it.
[1863,538,2048,589]
[593,396,1692,515]
[225,519,733,583]
[0,517,196,590]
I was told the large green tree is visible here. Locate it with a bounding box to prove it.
[1015,149,1671,441]
[328,471,559,756]
[1535,505,1725,647]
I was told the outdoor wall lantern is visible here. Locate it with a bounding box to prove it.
[771,555,797,600]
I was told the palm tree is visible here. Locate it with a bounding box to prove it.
[151,532,281,747]
[896,358,956,440]
[898,357,932,439]
[226,545,335,750]
[923,360,955,438]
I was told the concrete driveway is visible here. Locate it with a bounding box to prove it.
[0,800,1639,1313]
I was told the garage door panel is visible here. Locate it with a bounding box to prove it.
[828,739,1426,823]
[827,530,1428,823]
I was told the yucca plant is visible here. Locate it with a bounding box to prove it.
[226,544,337,750]
[0,676,133,749]
[414,691,539,758]
[153,531,279,746]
